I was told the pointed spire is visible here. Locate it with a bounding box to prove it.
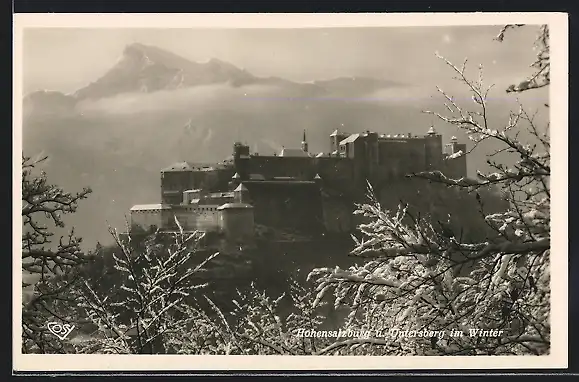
[450,136,458,143]
[427,125,437,136]
[301,129,309,153]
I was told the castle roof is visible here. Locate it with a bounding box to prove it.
[243,180,317,186]
[234,183,248,192]
[217,203,253,210]
[249,173,266,181]
[330,129,339,137]
[232,172,241,179]
[339,133,360,145]
[427,126,438,135]
[130,204,171,211]
[209,192,234,198]
[162,162,217,172]
[161,161,194,172]
[279,148,311,157]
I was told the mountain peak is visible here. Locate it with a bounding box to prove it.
[121,43,242,73]
[122,42,159,60]
[72,43,256,100]
[120,42,197,70]
[206,57,228,65]
[124,42,148,50]
[123,42,147,53]
[67,43,399,102]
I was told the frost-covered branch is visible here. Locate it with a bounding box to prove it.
[75,226,220,354]
[21,154,92,354]
[305,26,551,356]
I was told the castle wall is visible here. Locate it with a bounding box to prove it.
[375,139,426,179]
[351,139,367,183]
[161,171,193,204]
[242,181,324,234]
[200,194,234,206]
[218,206,255,242]
[130,209,164,230]
[161,167,235,204]
[247,156,316,180]
[424,134,444,170]
[202,167,236,192]
[315,157,355,184]
[403,139,428,174]
[166,205,220,232]
[444,156,467,179]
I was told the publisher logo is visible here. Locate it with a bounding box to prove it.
[47,322,75,340]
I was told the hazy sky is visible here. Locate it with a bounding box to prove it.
[22,26,542,94]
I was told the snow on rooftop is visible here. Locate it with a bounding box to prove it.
[279,148,311,157]
[234,183,249,192]
[339,133,360,145]
[161,162,194,172]
[130,204,171,211]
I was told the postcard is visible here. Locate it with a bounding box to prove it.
[13,12,568,373]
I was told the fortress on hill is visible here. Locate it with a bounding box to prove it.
[129,126,467,243]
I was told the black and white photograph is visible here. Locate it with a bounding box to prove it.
[14,13,567,371]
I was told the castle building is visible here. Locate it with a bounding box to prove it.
[130,126,467,239]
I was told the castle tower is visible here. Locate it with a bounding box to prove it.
[233,183,250,203]
[301,129,309,153]
[219,183,255,243]
[233,142,250,181]
[228,172,241,190]
[446,136,460,154]
[314,173,322,185]
[217,203,254,243]
[330,129,349,155]
[443,135,467,178]
[424,125,443,170]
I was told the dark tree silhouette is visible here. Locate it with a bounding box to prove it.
[21,154,92,353]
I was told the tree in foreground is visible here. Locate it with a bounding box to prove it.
[307,24,551,355]
[73,223,337,354]
[21,155,92,353]
[74,220,221,354]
